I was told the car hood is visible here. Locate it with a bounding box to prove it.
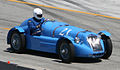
[42,21,97,39]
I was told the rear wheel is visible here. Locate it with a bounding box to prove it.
[10,31,25,52]
[58,40,74,63]
[101,36,113,59]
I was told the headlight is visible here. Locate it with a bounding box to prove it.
[74,37,80,44]
[87,34,103,51]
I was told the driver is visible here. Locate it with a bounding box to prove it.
[28,8,45,36]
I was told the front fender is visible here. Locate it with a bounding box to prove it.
[63,35,74,43]
[7,26,25,44]
[56,36,74,46]
[56,35,74,53]
[98,30,111,37]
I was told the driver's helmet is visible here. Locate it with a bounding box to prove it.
[33,8,43,20]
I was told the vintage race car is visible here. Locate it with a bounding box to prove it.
[7,19,113,63]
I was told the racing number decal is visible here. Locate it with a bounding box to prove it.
[59,28,72,36]
[66,29,72,35]
[59,28,68,36]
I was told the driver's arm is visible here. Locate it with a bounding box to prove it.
[28,20,40,30]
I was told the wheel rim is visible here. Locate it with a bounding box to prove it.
[60,44,69,59]
[11,33,21,50]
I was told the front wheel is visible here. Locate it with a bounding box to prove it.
[10,31,25,52]
[101,36,113,59]
[58,40,74,63]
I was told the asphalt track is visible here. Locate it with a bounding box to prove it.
[0,0,120,70]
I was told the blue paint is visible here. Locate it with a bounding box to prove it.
[15,26,25,33]
[98,30,111,36]
[7,19,111,58]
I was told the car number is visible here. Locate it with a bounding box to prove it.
[59,28,72,36]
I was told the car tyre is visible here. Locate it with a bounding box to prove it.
[58,40,74,63]
[10,31,25,52]
[101,36,113,59]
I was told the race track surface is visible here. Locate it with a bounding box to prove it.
[0,0,120,70]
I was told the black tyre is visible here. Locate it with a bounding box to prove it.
[58,40,74,63]
[10,31,25,52]
[101,36,113,59]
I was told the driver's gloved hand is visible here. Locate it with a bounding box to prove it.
[36,25,40,28]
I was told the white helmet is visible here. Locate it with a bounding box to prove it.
[33,8,43,20]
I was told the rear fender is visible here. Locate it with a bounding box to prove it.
[7,26,25,44]
[98,30,111,37]
[14,26,25,33]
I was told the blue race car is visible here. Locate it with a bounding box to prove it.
[7,19,113,63]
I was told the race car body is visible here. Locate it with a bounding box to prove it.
[7,19,113,63]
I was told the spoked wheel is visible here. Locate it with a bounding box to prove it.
[58,40,74,63]
[10,31,25,52]
[101,36,113,59]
